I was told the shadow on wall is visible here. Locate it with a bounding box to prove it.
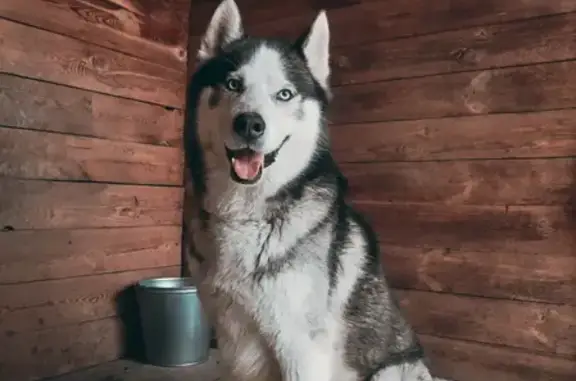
[180,224,219,350]
[115,286,146,363]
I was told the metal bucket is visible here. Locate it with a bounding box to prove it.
[136,277,211,367]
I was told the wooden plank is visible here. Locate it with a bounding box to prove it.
[330,109,576,162]
[382,245,576,306]
[47,351,221,381]
[0,74,182,146]
[0,19,184,107]
[332,12,576,85]
[0,179,183,230]
[341,158,575,206]
[330,60,576,124]
[0,318,123,381]
[421,334,576,381]
[0,127,183,185]
[189,0,576,51]
[0,226,181,284]
[395,290,576,357]
[188,0,359,37]
[353,201,574,256]
[0,266,180,334]
[0,0,190,71]
[187,0,363,59]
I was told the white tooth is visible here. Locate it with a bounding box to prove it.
[231,158,236,164]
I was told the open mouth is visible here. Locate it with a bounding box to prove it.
[224,136,291,185]
[225,147,264,185]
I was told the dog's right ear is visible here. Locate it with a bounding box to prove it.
[197,0,243,62]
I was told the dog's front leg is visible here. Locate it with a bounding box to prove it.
[276,336,333,381]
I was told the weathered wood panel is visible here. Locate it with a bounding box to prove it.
[422,334,576,381]
[383,245,576,306]
[0,74,182,146]
[0,318,123,381]
[0,0,190,71]
[0,266,179,334]
[188,0,361,37]
[330,60,576,124]
[46,351,222,381]
[189,0,576,53]
[0,179,182,230]
[353,202,575,256]
[332,12,576,85]
[0,2,187,380]
[330,109,576,162]
[187,0,365,65]
[0,19,184,107]
[342,158,575,206]
[0,127,183,185]
[190,0,576,52]
[0,226,181,283]
[396,290,576,356]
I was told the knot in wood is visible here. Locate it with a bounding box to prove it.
[450,47,480,66]
[462,71,492,114]
[176,47,187,61]
[333,55,351,69]
[474,28,491,40]
[88,56,109,71]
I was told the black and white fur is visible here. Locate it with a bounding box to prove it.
[184,1,448,380]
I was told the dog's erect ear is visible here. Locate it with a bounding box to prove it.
[296,10,330,89]
[198,0,243,61]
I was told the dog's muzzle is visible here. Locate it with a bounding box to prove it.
[225,135,291,185]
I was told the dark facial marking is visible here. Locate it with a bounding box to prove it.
[208,87,222,108]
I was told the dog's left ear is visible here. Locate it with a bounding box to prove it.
[197,0,243,62]
[295,10,330,89]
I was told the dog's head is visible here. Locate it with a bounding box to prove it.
[188,0,331,192]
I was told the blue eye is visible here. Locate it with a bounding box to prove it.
[225,78,242,92]
[276,88,295,101]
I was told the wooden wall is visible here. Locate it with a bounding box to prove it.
[0,1,189,380]
[188,1,576,380]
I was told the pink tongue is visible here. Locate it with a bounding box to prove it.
[232,153,264,180]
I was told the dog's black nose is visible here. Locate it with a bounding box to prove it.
[233,112,266,141]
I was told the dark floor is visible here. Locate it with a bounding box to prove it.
[47,351,221,381]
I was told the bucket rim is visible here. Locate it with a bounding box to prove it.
[136,277,198,293]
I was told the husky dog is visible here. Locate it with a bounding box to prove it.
[183,1,447,380]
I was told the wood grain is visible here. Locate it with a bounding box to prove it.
[332,11,576,85]
[188,0,362,37]
[396,290,576,357]
[0,0,190,71]
[187,0,364,63]
[422,334,576,381]
[189,0,576,51]
[382,245,576,306]
[342,158,575,206]
[353,201,576,256]
[47,351,222,381]
[0,266,179,334]
[0,127,183,185]
[0,74,182,146]
[330,109,576,162]
[0,179,183,230]
[0,19,184,107]
[0,226,181,284]
[0,317,123,381]
[330,60,576,124]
